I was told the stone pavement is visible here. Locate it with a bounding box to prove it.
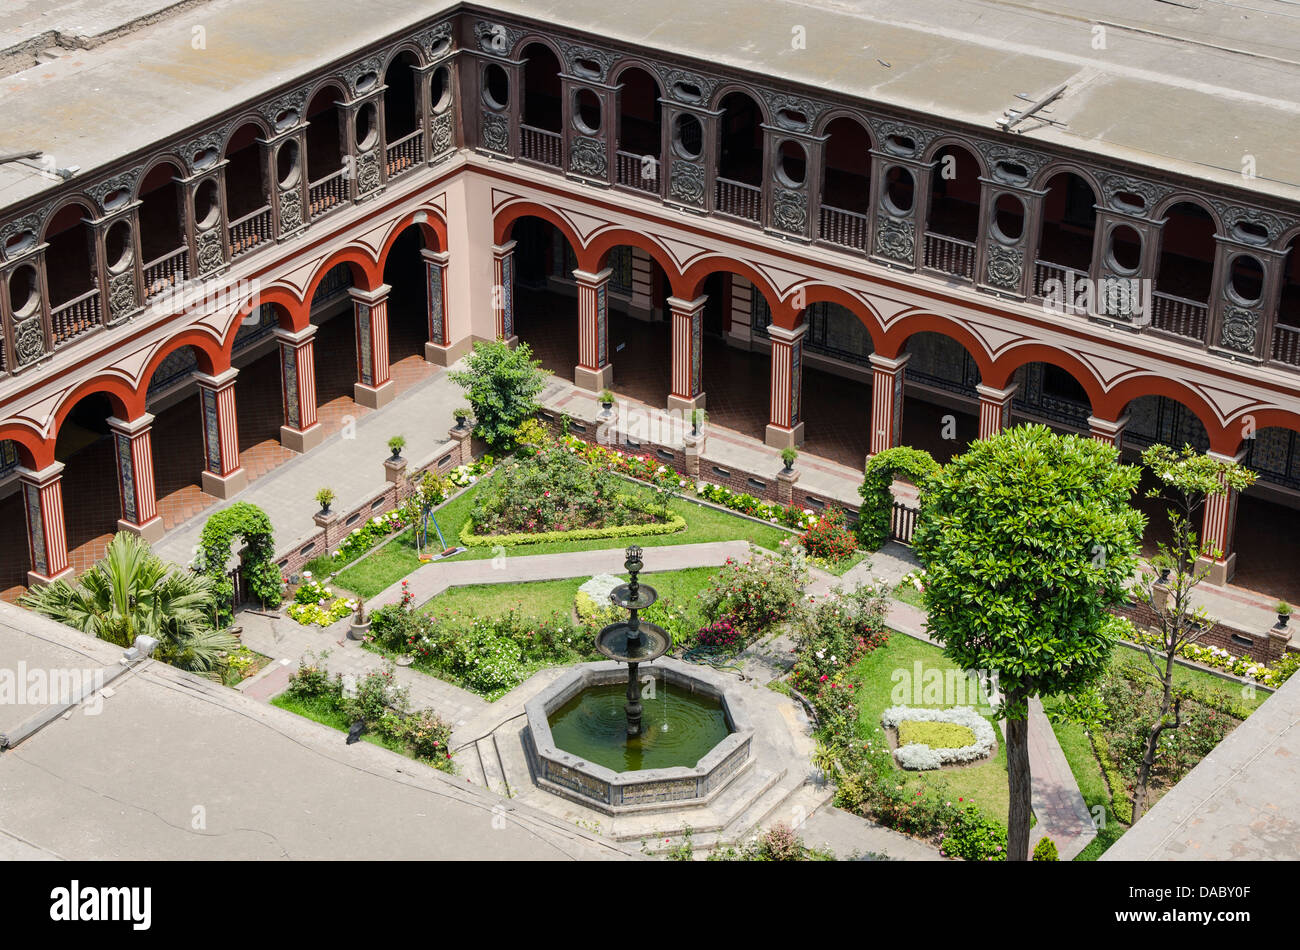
[152,363,465,569]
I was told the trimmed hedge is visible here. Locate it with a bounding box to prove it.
[1089,730,1133,824]
[459,512,687,548]
[857,446,940,550]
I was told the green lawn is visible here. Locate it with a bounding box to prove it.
[333,478,796,599]
[850,632,1010,823]
[271,692,412,758]
[1112,642,1268,713]
[420,565,718,625]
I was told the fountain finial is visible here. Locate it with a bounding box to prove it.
[625,544,643,599]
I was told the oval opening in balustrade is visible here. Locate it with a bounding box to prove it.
[483,63,509,110]
[574,58,601,80]
[8,263,40,318]
[1109,224,1142,273]
[277,140,300,188]
[355,71,379,94]
[1229,254,1264,305]
[355,102,379,150]
[574,88,601,135]
[431,66,452,112]
[672,81,702,102]
[192,147,219,170]
[776,108,808,130]
[102,188,131,212]
[1232,221,1269,245]
[1112,190,1146,214]
[777,139,807,187]
[994,160,1029,184]
[3,229,36,257]
[105,220,132,272]
[274,109,300,132]
[993,192,1025,243]
[886,133,917,155]
[194,179,221,230]
[673,113,703,160]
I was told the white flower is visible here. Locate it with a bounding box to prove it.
[302,571,312,579]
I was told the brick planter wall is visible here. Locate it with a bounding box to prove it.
[1113,599,1294,665]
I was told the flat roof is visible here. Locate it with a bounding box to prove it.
[2,0,1299,211]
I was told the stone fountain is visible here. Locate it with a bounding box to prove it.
[591,545,671,736]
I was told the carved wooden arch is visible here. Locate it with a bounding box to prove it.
[221,114,273,154]
[609,58,666,94]
[132,155,187,202]
[812,108,873,143]
[710,81,772,126]
[382,41,428,74]
[303,77,353,114]
[1031,161,1104,199]
[922,135,989,179]
[38,196,98,242]
[1151,193,1224,232]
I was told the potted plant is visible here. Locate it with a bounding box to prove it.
[315,487,336,514]
[348,599,370,641]
[453,408,470,430]
[1277,601,1292,628]
[690,408,707,437]
[387,434,406,461]
[599,389,614,413]
[780,446,798,473]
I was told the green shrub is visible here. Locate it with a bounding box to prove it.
[856,447,939,550]
[447,340,547,449]
[940,803,1007,861]
[1032,837,1059,861]
[575,590,621,628]
[286,650,337,698]
[1090,730,1134,824]
[897,720,978,749]
[460,511,687,548]
[340,663,409,724]
[699,541,808,637]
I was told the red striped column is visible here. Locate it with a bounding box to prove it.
[765,323,806,449]
[667,295,707,414]
[107,413,164,543]
[573,266,614,392]
[351,284,395,409]
[18,462,72,586]
[976,383,1018,440]
[868,352,910,458]
[421,249,455,365]
[492,240,518,345]
[1199,449,1247,585]
[1087,414,1128,449]
[195,368,249,499]
[276,325,324,453]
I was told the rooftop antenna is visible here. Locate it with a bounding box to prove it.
[997,82,1068,133]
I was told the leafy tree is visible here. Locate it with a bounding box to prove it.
[912,424,1145,860]
[1126,444,1256,822]
[448,340,547,449]
[21,532,237,671]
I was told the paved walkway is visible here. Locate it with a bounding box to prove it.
[153,364,465,569]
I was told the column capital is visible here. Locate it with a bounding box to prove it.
[571,267,614,285]
[15,461,65,485]
[419,248,451,265]
[492,239,517,256]
[767,323,808,344]
[193,367,239,389]
[347,283,392,305]
[107,413,156,435]
[869,351,910,373]
[976,382,1018,402]
[666,295,708,315]
[1086,414,1129,438]
[274,324,317,345]
[1208,446,1250,464]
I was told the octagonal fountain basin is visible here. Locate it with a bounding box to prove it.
[526,659,753,814]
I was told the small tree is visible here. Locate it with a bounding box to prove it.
[1127,444,1256,822]
[913,425,1145,860]
[408,471,451,555]
[448,340,547,449]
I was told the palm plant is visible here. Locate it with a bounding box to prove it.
[21,532,237,672]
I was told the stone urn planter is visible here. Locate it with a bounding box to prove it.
[348,619,371,641]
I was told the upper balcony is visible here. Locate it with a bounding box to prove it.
[1,8,1298,384]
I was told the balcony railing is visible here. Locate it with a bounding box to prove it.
[1272,323,1300,367]
[385,129,425,180]
[1150,291,1209,342]
[228,205,272,260]
[923,232,976,281]
[142,246,189,301]
[1033,260,1088,300]
[49,289,102,346]
[520,125,562,168]
[308,169,349,220]
[615,150,660,194]
[715,177,761,223]
[819,204,868,251]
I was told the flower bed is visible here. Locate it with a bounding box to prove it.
[460,509,687,548]
[1125,622,1299,687]
[881,705,997,770]
[287,574,357,626]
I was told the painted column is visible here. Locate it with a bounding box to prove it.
[1199,448,1247,585]
[195,368,248,499]
[667,295,707,414]
[421,249,455,365]
[107,412,164,543]
[492,240,518,346]
[1087,414,1129,449]
[628,246,655,320]
[976,382,1018,440]
[350,283,394,409]
[18,462,72,586]
[765,323,806,449]
[276,325,324,453]
[868,352,910,458]
[573,266,614,392]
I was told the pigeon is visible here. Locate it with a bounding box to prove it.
[347,720,366,745]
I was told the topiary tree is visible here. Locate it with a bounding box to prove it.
[912,424,1145,860]
[447,340,547,449]
[196,502,279,625]
[1126,444,1256,823]
[857,446,940,549]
